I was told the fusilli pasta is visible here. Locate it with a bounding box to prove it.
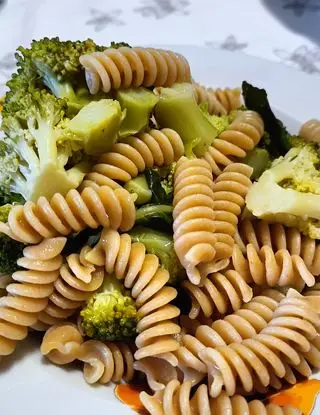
[140,380,302,415]
[193,83,242,115]
[203,110,264,176]
[173,157,217,285]
[81,128,184,190]
[182,269,253,319]
[80,47,191,95]
[84,228,181,361]
[200,293,319,397]
[37,246,104,328]
[212,163,253,261]
[299,119,320,143]
[40,323,84,364]
[0,237,66,357]
[0,186,136,244]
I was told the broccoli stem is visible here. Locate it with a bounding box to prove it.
[124,175,152,205]
[155,83,217,157]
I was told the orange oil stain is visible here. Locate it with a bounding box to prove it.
[115,384,149,415]
[268,379,320,415]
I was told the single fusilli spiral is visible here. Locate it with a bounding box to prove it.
[212,163,253,261]
[299,118,320,143]
[77,339,135,384]
[173,157,217,285]
[203,110,264,176]
[80,47,191,95]
[40,323,84,364]
[200,294,319,397]
[140,380,302,415]
[182,269,253,319]
[36,246,105,329]
[193,83,241,115]
[236,219,320,276]
[0,186,136,245]
[84,228,181,361]
[0,237,66,357]
[81,128,184,190]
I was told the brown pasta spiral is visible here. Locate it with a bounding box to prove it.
[182,269,253,319]
[299,118,320,143]
[36,246,104,328]
[77,339,135,384]
[200,294,319,397]
[203,110,264,176]
[212,163,253,261]
[0,237,66,357]
[84,228,181,361]
[0,185,136,245]
[193,83,242,115]
[40,323,84,365]
[173,157,217,285]
[236,219,320,276]
[140,380,302,415]
[80,47,191,95]
[81,128,184,190]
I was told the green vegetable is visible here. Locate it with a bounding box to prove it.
[124,175,152,205]
[145,164,175,204]
[242,148,271,180]
[246,139,320,238]
[129,226,185,286]
[199,103,231,135]
[242,81,292,158]
[116,87,159,137]
[67,99,123,155]
[155,83,217,157]
[0,204,24,274]
[1,88,93,201]
[80,274,137,341]
[135,204,173,232]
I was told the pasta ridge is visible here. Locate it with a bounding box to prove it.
[0,185,136,244]
[193,83,242,115]
[81,128,184,190]
[0,237,66,357]
[299,118,320,143]
[203,110,264,176]
[80,47,191,94]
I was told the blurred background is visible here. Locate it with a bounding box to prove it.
[0,0,320,85]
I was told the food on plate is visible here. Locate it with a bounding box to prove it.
[0,38,319,415]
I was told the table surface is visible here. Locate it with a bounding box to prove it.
[0,0,320,86]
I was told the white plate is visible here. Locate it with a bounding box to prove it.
[1,46,320,415]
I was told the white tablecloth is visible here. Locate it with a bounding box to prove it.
[0,0,320,85]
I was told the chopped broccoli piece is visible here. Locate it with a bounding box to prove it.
[155,83,217,157]
[116,87,159,137]
[242,148,271,180]
[199,103,231,135]
[145,163,176,204]
[242,81,292,158]
[135,204,173,232]
[1,88,93,201]
[246,139,320,238]
[80,274,137,341]
[124,175,152,205]
[129,226,185,286]
[67,99,123,155]
[0,204,24,274]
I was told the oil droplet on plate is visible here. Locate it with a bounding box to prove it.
[268,379,320,415]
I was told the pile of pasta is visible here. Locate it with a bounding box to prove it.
[0,45,320,415]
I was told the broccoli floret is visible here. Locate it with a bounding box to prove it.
[116,87,159,137]
[199,103,231,135]
[16,38,105,113]
[129,226,185,286]
[80,274,137,341]
[155,83,218,157]
[246,139,320,238]
[242,148,271,180]
[0,204,24,275]
[124,175,152,205]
